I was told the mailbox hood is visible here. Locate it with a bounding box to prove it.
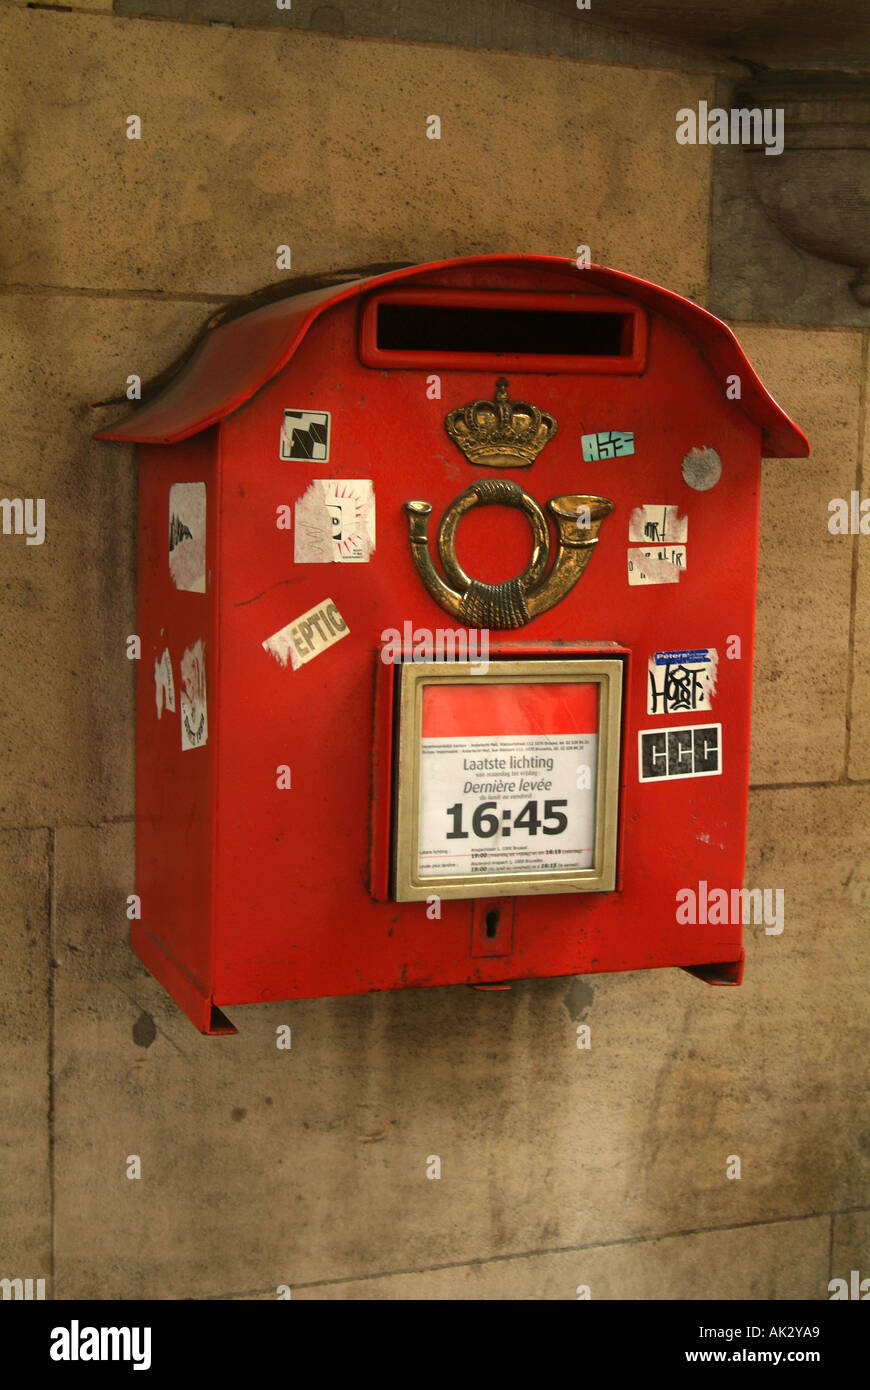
[95,253,809,458]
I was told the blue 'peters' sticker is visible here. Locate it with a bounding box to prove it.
[654,649,711,666]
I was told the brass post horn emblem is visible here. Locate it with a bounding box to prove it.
[403,479,614,629]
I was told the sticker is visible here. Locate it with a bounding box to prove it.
[638,724,721,782]
[153,648,175,719]
[280,409,330,462]
[168,483,206,593]
[647,648,718,715]
[180,640,208,750]
[682,446,722,491]
[627,545,686,584]
[653,648,712,665]
[293,480,375,563]
[262,598,349,670]
[581,430,634,461]
[628,504,687,544]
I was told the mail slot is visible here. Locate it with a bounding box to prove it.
[95,253,809,1033]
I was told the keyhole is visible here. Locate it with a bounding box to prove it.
[484,909,500,939]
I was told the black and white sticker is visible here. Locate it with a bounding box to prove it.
[168,482,206,593]
[638,724,721,781]
[647,647,718,716]
[280,409,330,462]
[628,504,687,545]
[628,504,688,586]
[180,640,208,750]
[628,545,686,585]
[294,479,375,563]
[153,648,175,719]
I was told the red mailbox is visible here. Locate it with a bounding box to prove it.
[96,254,808,1033]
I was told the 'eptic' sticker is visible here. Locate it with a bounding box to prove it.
[262,598,349,670]
[638,724,721,781]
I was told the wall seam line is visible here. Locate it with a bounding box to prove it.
[48,826,56,1297]
[199,1207,861,1298]
[15,5,730,79]
[844,328,869,778]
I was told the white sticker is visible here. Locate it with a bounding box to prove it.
[647,648,718,715]
[280,409,330,462]
[180,640,208,750]
[293,480,375,563]
[682,447,722,491]
[169,482,206,593]
[628,545,687,584]
[628,504,688,545]
[262,598,349,670]
[154,648,175,719]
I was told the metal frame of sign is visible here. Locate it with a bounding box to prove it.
[391,658,623,902]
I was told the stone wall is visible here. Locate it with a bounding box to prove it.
[1,1,867,1299]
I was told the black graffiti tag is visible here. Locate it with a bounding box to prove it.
[649,662,705,714]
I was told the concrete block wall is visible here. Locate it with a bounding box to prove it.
[1,1,867,1299]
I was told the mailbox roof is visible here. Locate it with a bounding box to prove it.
[95,254,809,457]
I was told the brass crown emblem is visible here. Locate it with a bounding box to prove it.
[444,377,558,469]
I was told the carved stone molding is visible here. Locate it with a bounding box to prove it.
[735,72,870,305]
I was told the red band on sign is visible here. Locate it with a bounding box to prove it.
[421,682,599,738]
